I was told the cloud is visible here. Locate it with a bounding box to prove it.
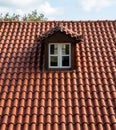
[0,0,45,7]
[0,0,63,20]
[80,0,116,11]
[39,2,63,19]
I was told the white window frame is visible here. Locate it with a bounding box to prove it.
[49,43,71,68]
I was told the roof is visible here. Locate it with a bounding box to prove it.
[0,20,116,130]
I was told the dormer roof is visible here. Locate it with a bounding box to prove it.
[37,25,82,42]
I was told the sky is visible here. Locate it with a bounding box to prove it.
[0,0,116,20]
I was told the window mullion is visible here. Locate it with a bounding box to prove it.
[60,44,62,68]
[59,44,61,68]
[58,44,60,67]
[49,44,50,68]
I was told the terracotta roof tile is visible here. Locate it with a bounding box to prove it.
[0,21,116,130]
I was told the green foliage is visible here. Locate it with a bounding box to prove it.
[22,10,47,21]
[0,10,47,21]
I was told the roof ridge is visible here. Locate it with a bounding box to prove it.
[0,20,115,23]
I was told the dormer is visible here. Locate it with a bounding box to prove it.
[37,25,82,70]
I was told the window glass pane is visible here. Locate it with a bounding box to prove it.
[62,44,69,55]
[62,56,69,66]
[50,44,58,54]
[50,56,58,66]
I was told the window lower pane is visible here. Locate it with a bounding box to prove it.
[62,56,69,66]
[50,56,58,66]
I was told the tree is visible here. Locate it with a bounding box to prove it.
[22,10,47,21]
[0,10,47,21]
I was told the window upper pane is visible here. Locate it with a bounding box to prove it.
[62,44,69,55]
[50,44,58,54]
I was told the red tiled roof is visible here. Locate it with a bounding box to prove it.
[0,21,116,130]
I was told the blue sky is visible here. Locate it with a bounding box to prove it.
[0,0,116,20]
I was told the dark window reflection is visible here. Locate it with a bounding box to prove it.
[62,56,69,66]
[66,45,69,54]
[50,44,58,54]
[50,56,58,66]
[50,45,54,54]
[62,44,69,55]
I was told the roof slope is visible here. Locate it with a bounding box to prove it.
[0,21,116,130]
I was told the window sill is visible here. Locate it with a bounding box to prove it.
[44,68,76,72]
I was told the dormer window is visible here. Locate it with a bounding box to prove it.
[37,25,82,70]
[49,43,71,68]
